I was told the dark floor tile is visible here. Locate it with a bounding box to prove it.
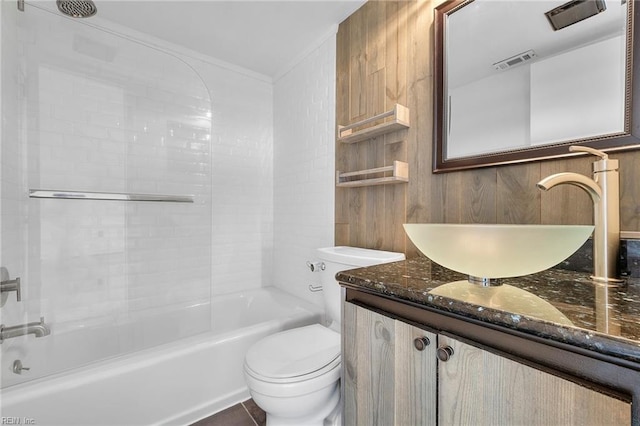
[191,403,256,426]
[242,399,266,426]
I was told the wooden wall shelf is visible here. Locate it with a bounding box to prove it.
[338,104,410,144]
[336,161,408,188]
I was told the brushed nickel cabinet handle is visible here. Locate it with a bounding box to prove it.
[413,336,431,351]
[437,345,454,362]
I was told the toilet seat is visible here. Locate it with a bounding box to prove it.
[244,324,340,384]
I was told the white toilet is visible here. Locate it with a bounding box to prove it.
[243,246,405,426]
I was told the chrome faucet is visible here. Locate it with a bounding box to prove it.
[0,317,51,343]
[537,146,622,283]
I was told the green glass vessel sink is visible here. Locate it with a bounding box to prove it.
[403,224,594,279]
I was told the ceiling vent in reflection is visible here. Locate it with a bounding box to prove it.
[493,50,537,71]
[56,0,97,18]
[545,0,606,31]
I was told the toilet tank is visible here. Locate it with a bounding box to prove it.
[317,246,405,329]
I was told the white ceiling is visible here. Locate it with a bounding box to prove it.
[447,0,626,88]
[88,0,366,79]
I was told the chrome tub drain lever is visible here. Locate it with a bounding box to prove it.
[12,360,30,375]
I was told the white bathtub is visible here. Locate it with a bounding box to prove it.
[0,287,323,425]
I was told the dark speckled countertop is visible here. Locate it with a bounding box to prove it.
[337,257,640,365]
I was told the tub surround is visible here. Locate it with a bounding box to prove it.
[1,288,321,425]
[337,258,640,365]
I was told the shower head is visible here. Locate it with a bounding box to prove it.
[56,0,97,18]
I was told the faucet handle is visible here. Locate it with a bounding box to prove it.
[569,145,608,159]
[0,277,21,302]
[570,145,618,173]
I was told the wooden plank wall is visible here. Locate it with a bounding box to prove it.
[335,0,640,257]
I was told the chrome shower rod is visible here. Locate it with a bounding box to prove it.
[29,189,194,203]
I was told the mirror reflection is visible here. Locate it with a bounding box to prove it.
[435,0,634,170]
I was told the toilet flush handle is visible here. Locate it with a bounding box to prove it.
[308,284,323,292]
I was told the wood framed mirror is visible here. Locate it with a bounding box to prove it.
[433,0,640,173]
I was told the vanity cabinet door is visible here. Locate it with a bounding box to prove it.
[343,302,437,426]
[395,315,437,425]
[437,335,631,426]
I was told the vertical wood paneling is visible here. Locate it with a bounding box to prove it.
[386,140,408,253]
[540,157,593,225]
[430,171,462,223]
[461,168,497,223]
[383,3,408,252]
[406,0,434,257]
[384,1,399,110]
[349,189,365,248]
[365,69,387,249]
[395,2,410,107]
[349,9,367,122]
[335,0,640,255]
[368,70,386,121]
[366,1,386,79]
[496,163,541,224]
[366,2,388,250]
[336,23,352,246]
[335,223,350,247]
[618,150,640,231]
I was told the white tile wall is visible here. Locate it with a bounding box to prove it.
[1,7,216,385]
[180,57,275,297]
[273,34,336,308]
[1,0,28,327]
[22,8,213,330]
[2,0,335,375]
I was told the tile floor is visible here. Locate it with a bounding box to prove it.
[191,399,266,426]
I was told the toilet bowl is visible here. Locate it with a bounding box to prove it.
[243,247,405,426]
[244,324,341,425]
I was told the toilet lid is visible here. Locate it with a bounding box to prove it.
[245,324,340,380]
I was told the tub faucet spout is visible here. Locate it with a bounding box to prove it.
[0,317,51,343]
[536,146,622,283]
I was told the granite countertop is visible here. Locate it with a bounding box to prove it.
[337,258,640,365]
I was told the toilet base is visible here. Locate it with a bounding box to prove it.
[264,388,340,426]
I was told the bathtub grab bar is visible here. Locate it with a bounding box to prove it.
[29,190,193,203]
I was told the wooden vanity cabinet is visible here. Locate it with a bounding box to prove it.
[343,301,437,425]
[437,334,629,425]
[342,292,635,426]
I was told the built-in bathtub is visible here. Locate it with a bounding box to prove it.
[0,287,323,425]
